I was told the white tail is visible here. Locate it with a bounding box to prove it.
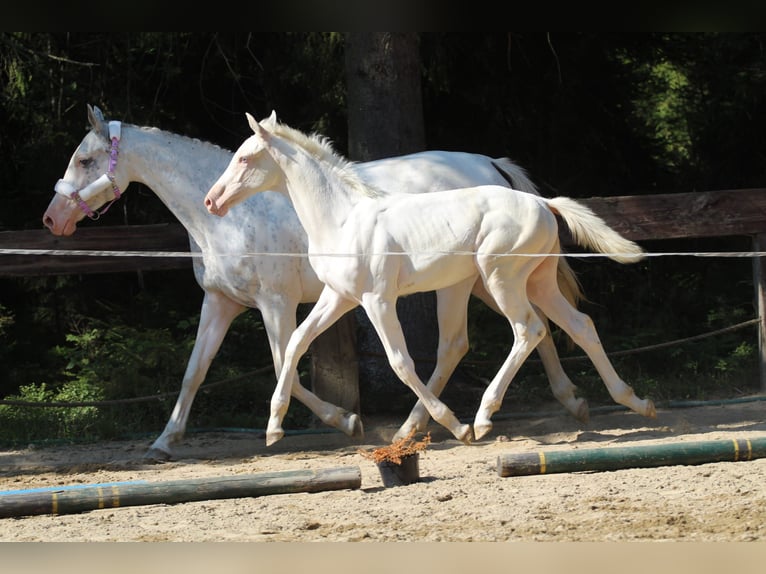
[547,196,644,264]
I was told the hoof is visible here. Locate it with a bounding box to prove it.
[143,448,172,463]
[344,412,364,438]
[473,420,492,441]
[455,423,473,444]
[266,428,285,446]
[574,398,590,424]
[644,399,657,418]
[393,413,428,442]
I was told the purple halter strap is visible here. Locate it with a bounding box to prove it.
[70,121,123,220]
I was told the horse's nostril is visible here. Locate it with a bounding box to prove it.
[205,197,219,213]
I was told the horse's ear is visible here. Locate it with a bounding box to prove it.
[258,110,278,132]
[248,117,271,142]
[87,104,108,138]
[246,112,259,133]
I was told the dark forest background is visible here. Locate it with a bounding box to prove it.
[1,33,764,443]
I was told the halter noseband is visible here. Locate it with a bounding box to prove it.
[54,120,123,220]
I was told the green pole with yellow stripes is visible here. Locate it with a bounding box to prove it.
[0,466,361,518]
[497,437,766,477]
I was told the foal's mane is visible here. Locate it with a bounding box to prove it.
[270,121,382,198]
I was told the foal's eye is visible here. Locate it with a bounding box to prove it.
[78,158,94,168]
[238,156,249,164]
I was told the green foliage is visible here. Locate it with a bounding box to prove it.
[0,315,197,444]
[0,297,314,443]
[629,59,694,171]
[0,381,103,444]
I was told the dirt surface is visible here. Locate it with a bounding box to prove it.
[1,397,766,542]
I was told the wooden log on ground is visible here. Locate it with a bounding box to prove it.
[497,437,766,477]
[0,466,361,518]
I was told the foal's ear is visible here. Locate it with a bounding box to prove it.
[260,110,278,131]
[246,112,258,132]
[247,112,272,141]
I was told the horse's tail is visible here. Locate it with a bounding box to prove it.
[490,157,539,195]
[546,196,645,264]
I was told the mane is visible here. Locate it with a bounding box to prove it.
[136,125,232,155]
[271,121,382,198]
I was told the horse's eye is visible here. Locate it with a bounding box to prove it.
[78,157,93,168]
[238,156,249,164]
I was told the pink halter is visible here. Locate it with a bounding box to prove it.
[55,121,123,220]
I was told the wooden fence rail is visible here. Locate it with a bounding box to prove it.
[2,188,766,391]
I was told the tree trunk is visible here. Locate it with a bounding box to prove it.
[342,32,438,415]
[345,33,426,158]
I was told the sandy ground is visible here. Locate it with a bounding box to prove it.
[1,397,766,547]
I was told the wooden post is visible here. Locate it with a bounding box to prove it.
[752,233,766,392]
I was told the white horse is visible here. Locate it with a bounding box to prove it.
[44,105,586,459]
[205,111,656,446]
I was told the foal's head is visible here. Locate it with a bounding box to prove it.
[204,111,287,217]
[205,110,379,217]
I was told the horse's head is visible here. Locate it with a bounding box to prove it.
[204,111,284,217]
[43,104,128,236]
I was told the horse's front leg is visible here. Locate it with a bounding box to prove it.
[266,287,358,446]
[146,292,245,461]
[394,277,475,441]
[259,300,363,440]
[362,292,473,444]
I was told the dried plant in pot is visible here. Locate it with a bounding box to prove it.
[358,429,431,487]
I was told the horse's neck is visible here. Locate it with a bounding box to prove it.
[121,125,232,238]
[270,135,357,244]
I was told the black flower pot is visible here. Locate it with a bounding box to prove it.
[376,453,420,487]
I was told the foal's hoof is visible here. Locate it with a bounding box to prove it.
[473,420,492,441]
[393,413,429,442]
[455,424,473,444]
[342,412,364,438]
[643,399,657,418]
[143,448,172,463]
[266,428,285,446]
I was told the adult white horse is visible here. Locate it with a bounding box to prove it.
[44,105,586,459]
[205,111,656,445]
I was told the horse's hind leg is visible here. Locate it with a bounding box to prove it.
[394,276,475,441]
[535,315,589,423]
[473,266,548,441]
[471,279,589,423]
[528,257,656,418]
[362,291,472,444]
